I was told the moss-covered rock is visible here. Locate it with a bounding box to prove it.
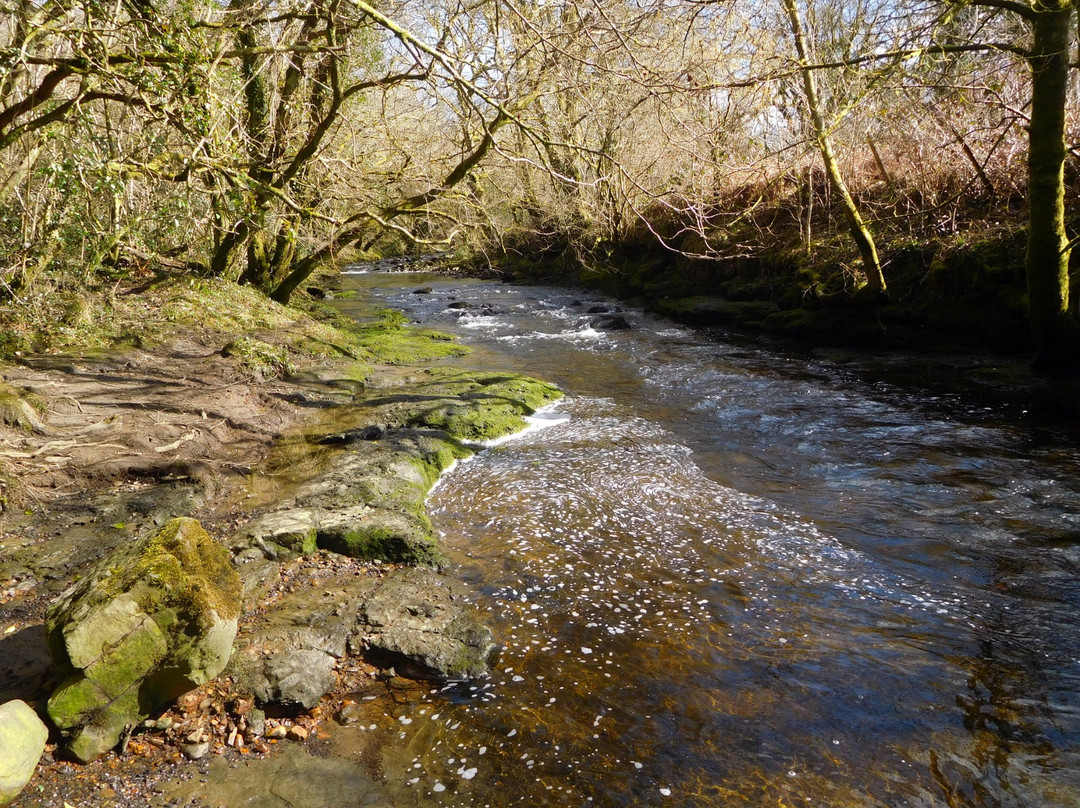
[239,366,561,568]
[45,518,241,762]
[317,506,442,566]
[222,337,295,380]
[393,369,562,442]
[0,382,50,434]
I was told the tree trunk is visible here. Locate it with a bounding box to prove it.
[1026,3,1078,371]
[234,24,274,289]
[781,0,887,297]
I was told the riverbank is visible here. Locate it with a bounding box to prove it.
[0,273,559,806]
[482,238,1080,434]
[489,217,1049,362]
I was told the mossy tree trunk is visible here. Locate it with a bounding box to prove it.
[233,23,275,289]
[781,0,887,297]
[1025,1,1078,371]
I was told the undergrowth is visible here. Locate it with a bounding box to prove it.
[0,270,469,378]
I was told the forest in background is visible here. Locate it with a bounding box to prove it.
[1,0,1077,369]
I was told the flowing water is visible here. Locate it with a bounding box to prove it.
[330,271,1080,807]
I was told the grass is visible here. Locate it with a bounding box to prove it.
[0,274,471,384]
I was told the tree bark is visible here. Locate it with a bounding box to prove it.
[234,23,274,288]
[1026,2,1078,371]
[782,0,887,297]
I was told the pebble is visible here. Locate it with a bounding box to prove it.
[287,726,309,741]
[266,726,288,739]
[246,708,266,737]
[180,742,210,760]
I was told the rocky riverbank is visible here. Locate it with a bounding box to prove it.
[0,275,559,807]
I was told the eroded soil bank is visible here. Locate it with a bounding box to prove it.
[0,274,559,807]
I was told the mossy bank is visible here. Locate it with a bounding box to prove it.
[491,223,1042,359]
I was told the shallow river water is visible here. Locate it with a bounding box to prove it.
[332,271,1080,807]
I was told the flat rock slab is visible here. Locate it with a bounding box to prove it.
[164,742,389,807]
[234,566,497,708]
[358,566,498,680]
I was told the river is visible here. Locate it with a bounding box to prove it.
[329,271,1080,807]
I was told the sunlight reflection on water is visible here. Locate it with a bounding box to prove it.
[327,273,1080,807]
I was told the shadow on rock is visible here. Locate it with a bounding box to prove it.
[0,625,52,706]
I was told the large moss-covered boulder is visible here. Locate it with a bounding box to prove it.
[46,518,241,762]
[0,700,48,806]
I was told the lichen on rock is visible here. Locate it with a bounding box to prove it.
[45,517,241,762]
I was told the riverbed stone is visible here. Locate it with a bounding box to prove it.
[260,650,338,710]
[232,565,495,709]
[0,700,48,807]
[317,505,438,565]
[241,508,321,555]
[164,742,389,807]
[591,313,632,330]
[358,567,498,679]
[232,575,378,708]
[45,517,241,762]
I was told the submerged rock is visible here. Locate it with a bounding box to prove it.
[45,518,241,762]
[591,314,632,331]
[0,700,48,807]
[164,742,389,807]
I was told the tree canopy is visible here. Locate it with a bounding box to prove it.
[1,0,1077,367]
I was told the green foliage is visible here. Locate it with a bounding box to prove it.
[225,337,295,380]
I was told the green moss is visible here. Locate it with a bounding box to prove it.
[224,337,295,380]
[318,523,443,566]
[408,404,528,441]
[83,616,169,698]
[285,528,319,555]
[411,441,470,489]
[47,675,111,731]
[123,518,242,625]
[342,362,374,384]
[401,370,562,441]
[0,382,48,432]
[355,328,470,366]
[67,689,142,764]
